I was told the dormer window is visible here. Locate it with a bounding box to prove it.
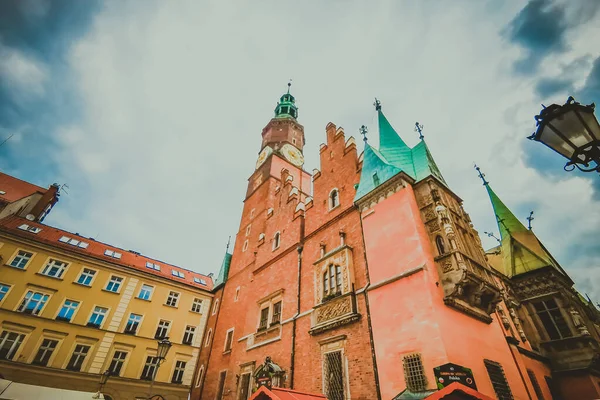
[17,224,41,234]
[59,236,89,249]
[329,189,340,210]
[171,270,185,279]
[104,249,122,259]
[372,172,380,187]
[273,232,281,250]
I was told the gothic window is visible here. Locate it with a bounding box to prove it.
[484,360,513,400]
[435,236,446,255]
[195,364,204,388]
[402,353,427,392]
[323,265,342,300]
[323,351,345,400]
[273,232,281,250]
[532,299,572,340]
[204,329,212,347]
[372,172,380,187]
[329,189,340,210]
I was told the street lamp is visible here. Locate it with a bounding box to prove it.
[528,96,600,172]
[147,337,172,400]
[93,370,111,399]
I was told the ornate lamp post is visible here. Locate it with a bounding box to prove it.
[93,370,111,399]
[147,337,172,400]
[528,96,600,172]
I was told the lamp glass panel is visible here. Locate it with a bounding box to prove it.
[157,340,172,359]
[550,111,594,148]
[538,124,576,159]
[581,111,600,141]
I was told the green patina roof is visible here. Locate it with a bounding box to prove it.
[354,143,404,201]
[355,108,446,202]
[485,184,564,278]
[274,85,298,119]
[214,252,232,289]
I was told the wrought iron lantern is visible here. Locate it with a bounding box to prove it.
[156,337,172,360]
[528,96,600,172]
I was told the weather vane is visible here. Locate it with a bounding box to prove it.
[484,231,501,245]
[373,98,381,111]
[359,125,368,143]
[527,211,534,230]
[474,164,489,185]
[415,122,424,140]
[287,79,292,94]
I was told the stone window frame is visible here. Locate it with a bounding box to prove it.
[191,298,203,313]
[0,321,34,361]
[138,351,160,381]
[319,335,350,400]
[63,336,97,372]
[236,361,255,400]
[29,329,67,367]
[314,247,354,305]
[212,298,220,315]
[15,287,53,316]
[154,319,172,339]
[39,257,70,280]
[165,291,181,308]
[0,282,12,307]
[86,305,111,329]
[204,328,213,347]
[242,240,249,252]
[528,296,574,341]
[54,297,81,322]
[328,188,340,211]
[105,343,134,377]
[223,328,234,353]
[194,364,205,387]
[402,352,427,392]
[169,358,189,384]
[104,274,125,294]
[256,289,284,332]
[123,312,144,335]
[272,232,281,251]
[75,266,99,287]
[137,283,154,301]
[7,248,36,270]
[234,287,240,302]
[182,325,196,345]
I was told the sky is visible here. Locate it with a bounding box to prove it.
[0,0,599,302]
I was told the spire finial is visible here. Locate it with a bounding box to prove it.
[287,79,292,94]
[527,211,534,230]
[484,231,501,245]
[474,164,489,185]
[415,122,424,140]
[373,98,381,111]
[226,236,231,252]
[359,125,368,143]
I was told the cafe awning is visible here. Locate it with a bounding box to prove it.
[0,379,103,400]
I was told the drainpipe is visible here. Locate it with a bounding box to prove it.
[359,213,382,400]
[290,213,305,389]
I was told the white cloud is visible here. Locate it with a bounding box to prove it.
[0,43,48,100]
[40,0,600,302]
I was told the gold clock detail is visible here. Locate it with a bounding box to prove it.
[256,146,273,169]
[280,143,304,167]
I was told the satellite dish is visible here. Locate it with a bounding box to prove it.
[25,214,35,221]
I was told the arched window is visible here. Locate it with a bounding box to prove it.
[195,364,205,387]
[204,329,212,347]
[435,236,446,255]
[329,189,340,210]
[212,299,219,315]
[273,232,281,250]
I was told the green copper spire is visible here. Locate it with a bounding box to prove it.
[477,166,565,278]
[213,252,232,289]
[354,143,404,201]
[274,81,298,119]
[411,140,447,184]
[375,99,413,172]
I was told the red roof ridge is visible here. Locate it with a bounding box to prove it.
[0,215,213,289]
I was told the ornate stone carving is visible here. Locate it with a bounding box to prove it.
[309,293,360,336]
[316,296,351,324]
[570,307,590,336]
[442,261,454,273]
[423,205,436,222]
[427,220,441,233]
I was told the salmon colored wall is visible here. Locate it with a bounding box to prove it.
[520,354,553,400]
[558,374,600,400]
[362,185,530,400]
[270,156,311,192]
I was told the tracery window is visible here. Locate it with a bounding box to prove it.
[435,236,446,255]
[323,265,342,300]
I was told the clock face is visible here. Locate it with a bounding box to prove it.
[256,146,273,169]
[280,143,304,167]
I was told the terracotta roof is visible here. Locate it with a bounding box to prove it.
[0,216,213,291]
[250,386,327,400]
[0,172,48,203]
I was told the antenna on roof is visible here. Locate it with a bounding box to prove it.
[527,211,534,230]
[58,184,69,196]
[0,134,14,148]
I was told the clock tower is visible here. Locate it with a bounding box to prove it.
[250,84,308,197]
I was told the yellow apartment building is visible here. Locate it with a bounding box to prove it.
[0,215,214,400]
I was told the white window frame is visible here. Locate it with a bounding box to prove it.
[182,325,196,345]
[105,275,124,293]
[17,224,41,233]
[104,249,122,259]
[191,298,203,313]
[107,349,129,377]
[55,299,80,322]
[223,328,234,353]
[8,249,34,270]
[138,284,154,301]
[212,299,219,315]
[234,287,240,302]
[328,188,340,210]
[272,231,281,250]
[171,269,185,279]
[195,364,205,387]
[31,337,61,367]
[242,239,249,252]
[65,342,93,372]
[40,258,69,279]
[75,267,97,286]
[16,289,51,316]
[171,360,187,384]
[0,330,27,361]
[155,319,171,339]
[58,235,89,249]
[0,283,12,306]
[256,291,283,331]
[165,291,180,307]
[245,224,251,237]
[124,313,143,334]
[145,261,161,271]
[204,328,212,347]
[87,306,109,329]
[193,277,207,285]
